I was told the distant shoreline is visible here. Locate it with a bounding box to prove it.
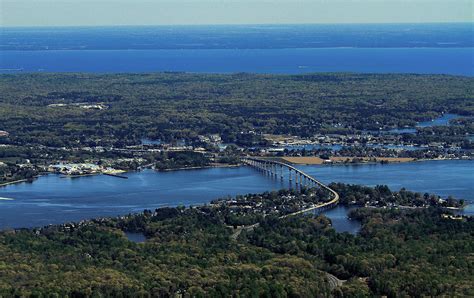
[279,156,471,166]
[159,163,240,172]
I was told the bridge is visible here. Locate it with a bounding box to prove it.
[236,158,344,289]
[242,157,340,213]
[229,157,340,240]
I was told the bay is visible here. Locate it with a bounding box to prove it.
[1,48,473,76]
[0,160,472,231]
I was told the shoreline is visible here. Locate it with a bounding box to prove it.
[1,158,470,187]
[3,195,468,232]
[60,173,101,178]
[0,175,43,188]
[0,179,29,187]
[279,156,471,166]
[0,165,240,187]
[158,163,241,172]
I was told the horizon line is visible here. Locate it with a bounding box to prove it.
[1,21,473,29]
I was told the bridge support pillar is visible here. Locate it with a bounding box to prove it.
[243,157,339,212]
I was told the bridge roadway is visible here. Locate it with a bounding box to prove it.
[230,157,340,240]
[242,157,340,212]
[233,157,345,288]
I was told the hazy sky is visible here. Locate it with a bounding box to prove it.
[1,0,473,27]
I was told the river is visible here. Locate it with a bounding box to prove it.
[0,159,472,231]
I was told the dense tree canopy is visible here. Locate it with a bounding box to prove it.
[0,185,472,296]
[0,73,472,147]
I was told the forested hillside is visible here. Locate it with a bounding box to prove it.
[1,73,472,147]
[1,185,472,296]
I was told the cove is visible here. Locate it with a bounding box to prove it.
[0,160,472,231]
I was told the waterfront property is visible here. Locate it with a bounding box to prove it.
[48,163,125,177]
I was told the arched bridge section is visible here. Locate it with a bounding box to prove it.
[242,157,340,212]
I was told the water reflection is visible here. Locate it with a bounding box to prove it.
[125,232,147,243]
[316,205,360,234]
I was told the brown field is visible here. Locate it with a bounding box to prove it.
[281,156,415,165]
[262,134,293,142]
[281,157,325,164]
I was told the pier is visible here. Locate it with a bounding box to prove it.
[103,173,129,179]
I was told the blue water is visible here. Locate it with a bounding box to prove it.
[298,160,474,214]
[284,144,343,151]
[316,206,360,234]
[125,232,147,243]
[1,48,473,76]
[387,128,418,134]
[0,167,290,229]
[382,114,465,134]
[0,160,472,230]
[2,24,472,50]
[417,113,463,127]
[284,144,424,151]
[1,24,473,75]
[141,138,162,145]
[1,24,473,232]
[366,144,423,151]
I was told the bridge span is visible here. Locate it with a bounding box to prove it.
[242,157,340,213]
[229,157,340,241]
